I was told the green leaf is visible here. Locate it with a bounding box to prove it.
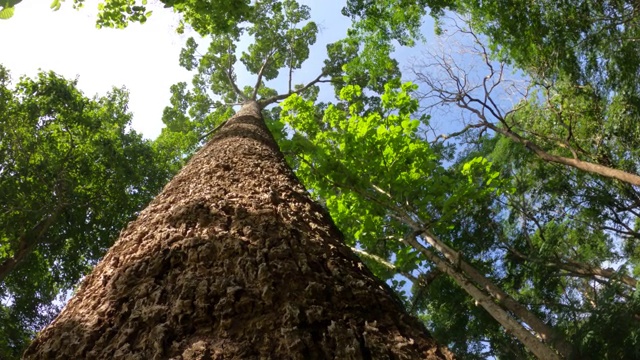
[0,6,15,19]
[50,0,61,10]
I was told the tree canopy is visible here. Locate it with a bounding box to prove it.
[2,0,640,358]
[0,67,171,358]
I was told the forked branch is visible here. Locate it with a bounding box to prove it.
[259,71,328,107]
[251,48,278,100]
[411,17,640,186]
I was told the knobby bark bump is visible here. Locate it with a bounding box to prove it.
[24,101,453,359]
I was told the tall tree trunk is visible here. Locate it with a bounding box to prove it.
[23,101,453,360]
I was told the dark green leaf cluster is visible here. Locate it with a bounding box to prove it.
[343,0,452,45]
[159,0,326,156]
[480,135,640,358]
[0,67,171,358]
[453,0,640,97]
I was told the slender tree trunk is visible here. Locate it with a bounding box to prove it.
[485,122,640,186]
[23,101,453,360]
[402,236,564,360]
[417,230,574,359]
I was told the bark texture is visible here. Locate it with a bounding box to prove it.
[24,101,453,360]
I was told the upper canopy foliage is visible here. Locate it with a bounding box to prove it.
[95,0,251,34]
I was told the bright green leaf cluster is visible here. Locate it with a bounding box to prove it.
[97,0,152,28]
[278,82,498,277]
[460,156,501,189]
[97,0,250,34]
[0,0,20,19]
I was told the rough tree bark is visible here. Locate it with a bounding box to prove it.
[23,101,453,360]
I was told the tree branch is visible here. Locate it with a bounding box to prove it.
[350,247,420,284]
[0,211,60,284]
[413,25,640,186]
[430,122,485,143]
[401,233,564,360]
[251,48,277,101]
[259,71,327,107]
[226,41,247,101]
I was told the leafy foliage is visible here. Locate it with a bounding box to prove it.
[343,0,452,45]
[278,82,528,357]
[0,0,20,19]
[0,0,84,19]
[96,0,251,34]
[7,0,640,358]
[482,135,640,358]
[157,0,333,163]
[279,82,491,284]
[0,67,171,358]
[302,1,640,357]
[450,0,640,100]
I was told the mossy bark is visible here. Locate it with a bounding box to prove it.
[24,101,453,360]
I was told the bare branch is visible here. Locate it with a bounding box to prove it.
[226,41,248,101]
[431,122,486,143]
[251,48,277,101]
[259,71,327,107]
[410,16,640,186]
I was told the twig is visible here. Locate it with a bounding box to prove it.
[251,48,277,100]
[259,71,327,106]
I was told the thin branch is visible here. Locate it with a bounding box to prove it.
[351,247,420,284]
[259,71,327,107]
[251,48,277,101]
[430,123,485,143]
[226,40,248,101]
[508,246,638,288]
[198,119,229,143]
[0,210,62,284]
